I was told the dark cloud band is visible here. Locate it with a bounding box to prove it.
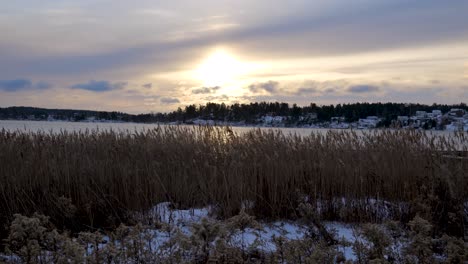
[160,97,180,104]
[0,79,52,92]
[70,80,127,92]
[192,86,220,94]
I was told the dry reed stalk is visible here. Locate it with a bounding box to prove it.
[0,127,466,238]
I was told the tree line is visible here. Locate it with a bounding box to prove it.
[1,102,467,126]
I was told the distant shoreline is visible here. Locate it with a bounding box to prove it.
[2,103,467,131]
[0,118,429,129]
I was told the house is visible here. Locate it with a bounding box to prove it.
[415,111,427,118]
[358,116,381,129]
[448,108,466,117]
[427,110,442,118]
[331,116,345,122]
[263,115,285,124]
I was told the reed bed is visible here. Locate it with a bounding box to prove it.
[0,126,466,238]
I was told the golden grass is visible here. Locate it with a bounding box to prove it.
[0,126,466,235]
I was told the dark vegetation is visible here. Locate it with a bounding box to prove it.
[0,127,466,245]
[1,102,467,125]
[2,205,467,263]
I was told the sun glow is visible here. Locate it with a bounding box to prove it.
[194,50,244,87]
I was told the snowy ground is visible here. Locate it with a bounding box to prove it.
[2,201,418,262]
[136,202,360,260]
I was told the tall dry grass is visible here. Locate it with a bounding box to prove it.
[0,126,466,238]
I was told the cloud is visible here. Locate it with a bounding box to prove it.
[279,80,346,96]
[246,80,377,97]
[142,95,161,106]
[248,81,279,94]
[324,88,336,94]
[160,97,180,104]
[70,80,127,92]
[1,1,467,110]
[347,85,380,93]
[295,87,318,95]
[0,79,52,92]
[142,83,152,89]
[36,81,53,89]
[0,79,32,91]
[204,94,229,101]
[192,86,220,94]
[1,0,467,82]
[223,1,468,58]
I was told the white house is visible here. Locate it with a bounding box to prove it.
[358,116,381,129]
[415,111,427,118]
[449,109,466,117]
[263,115,285,124]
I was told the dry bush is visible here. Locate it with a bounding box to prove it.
[353,224,392,263]
[403,216,435,263]
[4,213,84,264]
[1,211,466,263]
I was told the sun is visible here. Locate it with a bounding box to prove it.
[194,49,243,87]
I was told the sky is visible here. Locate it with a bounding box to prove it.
[0,0,467,113]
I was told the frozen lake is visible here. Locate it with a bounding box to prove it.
[0,119,461,138]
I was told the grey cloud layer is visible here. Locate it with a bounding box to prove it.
[248,81,279,94]
[142,83,152,89]
[347,85,380,93]
[160,97,180,104]
[0,79,52,92]
[192,86,220,94]
[1,0,467,79]
[0,0,467,110]
[71,80,127,92]
[247,80,383,96]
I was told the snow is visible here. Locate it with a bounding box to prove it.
[4,200,415,262]
[133,202,360,260]
[326,222,357,260]
[4,201,416,262]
